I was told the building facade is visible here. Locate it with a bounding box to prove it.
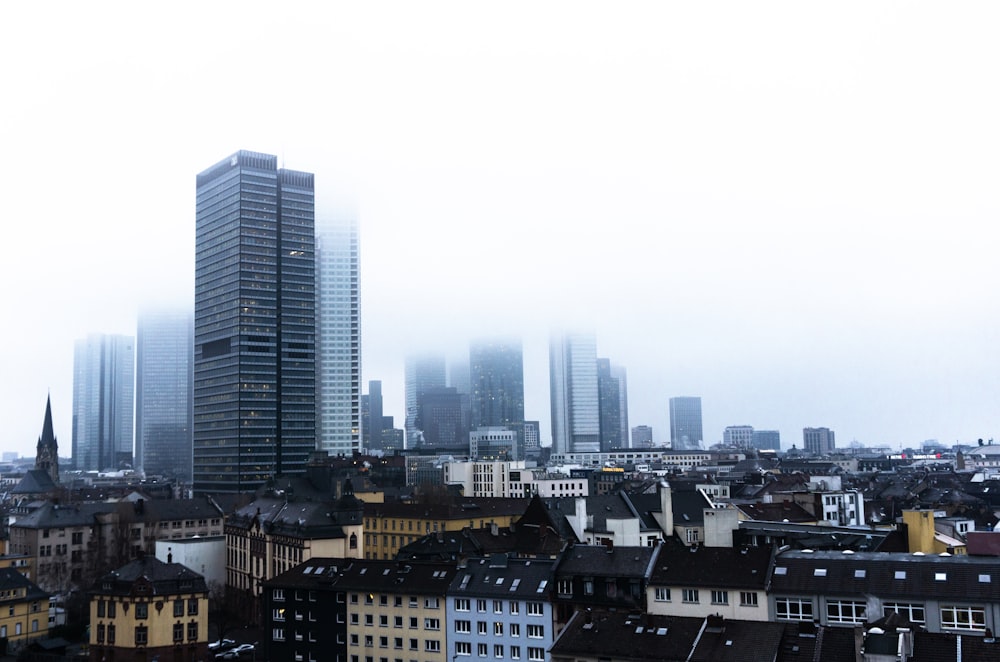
[404,354,447,448]
[0,568,49,655]
[136,308,193,481]
[803,427,836,455]
[194,150,316,493]
[668,396,703,451]
[631,425,653,448]
[72,334,135,471]
[723,425,754,449]
[469,338,525,454]
[549,333,600,455]
[316,215,361,457]
[752,429,781,452]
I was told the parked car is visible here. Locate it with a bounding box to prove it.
[216,643,255,659]
[209,638,236,651]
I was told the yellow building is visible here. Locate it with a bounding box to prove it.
[903,509,968,555]
[0,568,49,655]
[89,553,209,662]
[363,497,527,560]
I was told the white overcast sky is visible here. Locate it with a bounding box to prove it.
[2,2,999,459]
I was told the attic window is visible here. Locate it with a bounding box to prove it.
[979,574,991,583]
[813,569,827,577]
[894,571,906,580]
[854,570,866,579]
[935,573,947,581]
[774,567,787,575]
[495,578,504,585]
[303,567,313,575]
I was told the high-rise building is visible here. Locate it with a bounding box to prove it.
[752,429,781,452]
[136,309,193,481]
[597,358,624,451]
[316,215,360,457]
[549,333,600,455]
[361,380,383,450]
[469,338,525,454]
[612,365,629,448]
[631,425,653,448]
[194,150,316,493]
[418,387,468,451]
[470,427,517,461]
[723,425,754,449]
[72,334,135,471]
[522,420,541,457]
[669,396,703,451]
[404,354,446,447]
[803,427,836,455]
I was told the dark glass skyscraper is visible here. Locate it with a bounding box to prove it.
[469,338,525,450]
[404,354,446,448]
[136,308,193,481]
[194,151,315,493]
[597,358,622,451]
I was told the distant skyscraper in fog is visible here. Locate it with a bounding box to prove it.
[723,425,754,449]
[597,358,623,451]
[73,334,135,471]
[612,365,629,447]
[316,215,361,456]
[361,380,383,450]
[803,427,835,455]
[753,429,781,451]
[194,151,315,493]
[136,309,193,480]
[669,396,703,450]
[470,339,525,454]
[549,333,600,455]
[405,354,446,447]
[418,387,468,450]
[631,425,653,448]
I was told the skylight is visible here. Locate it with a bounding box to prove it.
[894,571,906,580]
[854,570,866,579]
[814,569,827,577]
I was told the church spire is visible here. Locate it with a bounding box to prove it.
[36,394,60,484]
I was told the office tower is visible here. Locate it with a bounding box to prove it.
[752,429,781,452]
[522,420,541,457]
[404,354,446,447]
[136,309,193,481]
[470,427,518,461]
[803,427,836,455]
[449,360,471,396]
[469,339,525,450]
[35,395,60,485]
[612,365,629,448]
[72,334,135,471]
[417,387,468,451]
[316,215,361,456]
[194,151,315,493]
[597,358,624,451]
[669,396,703,450]
[549,333,600,455]
[723,425,754,449]
[362,380,386,451]
[631,425,653,448]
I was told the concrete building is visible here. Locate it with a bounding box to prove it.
[803,427,836,455]
[72,333,135,471]
[631,425,653,448]
[752,429,781,452]
[723,425,754,449]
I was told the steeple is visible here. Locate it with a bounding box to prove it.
[36,394,60,484]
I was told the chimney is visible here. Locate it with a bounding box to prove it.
[167,547,173,564]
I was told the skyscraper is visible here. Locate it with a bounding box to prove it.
[136,309,193,480]
[72,334,135,471]
[404,354,446,448]
[549,333,600,455]
[669,396,703,450]
[361,380,383,450]
[194,151,315,493]
[316,215,360,457]
[469,338,525,453]
[631,425,654,448]
[803,427,836,455]
[723,425,754,449]
[597,358,626,451]
[612,365,629,448]
[752,429,781,452]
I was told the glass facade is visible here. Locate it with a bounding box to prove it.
[549,333,600,455]
[72,334,135,471]
[669,396,703,451]
[194,151,315,493]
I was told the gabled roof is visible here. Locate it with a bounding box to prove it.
[555,544,659,579]
[11,470,58,495]
[92,555,207,597]
[0,567,48,602]
[447,556,554,599]
[13,501,114,529]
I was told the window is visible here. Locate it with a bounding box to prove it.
[527,602,543,616]
[188,598,199,615]
[557,579,572,595]
[494,644,504,658]
[31,619,37,633]
[686,528,699,543]
[380,615,389,627]
[108,601,116,618]
[510,623,520,637]
[776,598,814,621]
[272,628,285,642]
[509,601,519,615]
[97,600,106,618]
[711,590,729,605]
[188,622,198,641]
[510,646,521,660]
[941,605,986,631]
[494,622,504,636]
[365,614,374,626]
[424,597,439,609]
[174,599,184,617]
[107,624,115,644]
[97,624,105,643]
[654,587,671,602]
[394,616,403,628]
[826,600,866,625]
[135,625,148,645]
[425,640,441,653]
[478,643,488,657]
[455,642,471,656]
[455,598,470,612]
[740,592,758,607]
[350,634,359,646]
[380,636,388,648]
[527,624,544,639]
[528,647,545,661]
[365,635,374,647]
[477,599,487,613]
[583,578,594,595]
[424,618,440,631]
[274,589,285,601]
[409,617,418,629]
[408,639,418,651]
[135,603,148,619]
[394,637,403,649]
[682,589,699,604]
[883,603,926,624]
[455,620,471,634]
[274,608,286,622]
[351,613,359,625]
[478,621,488,635]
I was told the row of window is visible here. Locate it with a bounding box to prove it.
[453,599,544,616]
[653,588,759,607]
[775,598,987,631]
[95,622,197,645]
[453,621,543,638]
[454,643,545,660]
[96,598,198,619]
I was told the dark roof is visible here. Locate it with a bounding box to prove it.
[264,558,457,596]
[649,541,773,590]
[770,550,1000,601]
[446,556,554,599]
[227,487,362,539]
[671,490,712,526]
[776,622,860,662]
[735,501,815,523]
[39,395,57,449]
[92,555,207,597]
[13,501,114,528]
[689,616,787,662]
[550,610,703,662]
[364,497,529,521]
[910,630,1000,661]
[11,469,58,495]
[555,544,659,579]
[0,567,48,602]
[966,531,1000,556]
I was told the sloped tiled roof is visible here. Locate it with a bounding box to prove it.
[555,544,659,579]
[649,540,772,590]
